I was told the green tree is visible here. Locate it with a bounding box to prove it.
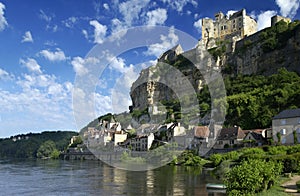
[37,140,57,159]
[224,159,283,195]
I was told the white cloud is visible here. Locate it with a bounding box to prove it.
[82,29,89,40]
[118,0,150,26]
[44,40,57,46]
[257,10,277,30]
[275,0,300,18]
[146,8,168,26]
[0,68,13,80]
[39,48,67,61]
[39,10,53,22]
[144,26,179,57]
[21,31,34,43]
[193,18,202,33]
[19,58,42,74]
[0,70,76,136]
[109,18,128,41]
[103,51,128,73]
[89,20,107,44]
[194,13,199,19]
[71,56,99,76]
[226,10,238,18]
[103,3,110,10]
[0,2,8,31]
[95,92,112,116]
[160,0,197,12]
[62,16,77,28]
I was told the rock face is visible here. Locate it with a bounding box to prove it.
[130,21,300,118]
[229,23,300,76]
[130,45,218,113]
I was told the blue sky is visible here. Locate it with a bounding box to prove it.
[0,0,299,138]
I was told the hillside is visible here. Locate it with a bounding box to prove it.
[128,20,300,130]
[0,131,78,159]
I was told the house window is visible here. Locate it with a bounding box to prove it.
[280,129,286,135]
[297,128,300,134]
[219,141,223,145]
[298,118,300,124]
[230,140,234,144]
[281,119,286,125]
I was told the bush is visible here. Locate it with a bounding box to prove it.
[210,153,223,167]
[224,159,283,195]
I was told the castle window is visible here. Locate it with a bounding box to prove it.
[233,24,236,28]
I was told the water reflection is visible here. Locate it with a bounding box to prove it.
[0,159,225,195]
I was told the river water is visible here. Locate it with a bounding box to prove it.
[0,159,225,196]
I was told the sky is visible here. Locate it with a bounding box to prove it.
[0,0,300,138]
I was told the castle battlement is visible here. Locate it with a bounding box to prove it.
[201,9,257,49]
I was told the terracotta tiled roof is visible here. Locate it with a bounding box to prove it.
[194,126,209,138]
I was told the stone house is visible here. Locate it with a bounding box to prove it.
[121,133,155,151]
[114,130,128,146]
[243,129,266,147]
[192,126,210,148]
[214,126,245,149]
[272,108,300,144]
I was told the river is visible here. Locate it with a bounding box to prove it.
[0,159,225,195]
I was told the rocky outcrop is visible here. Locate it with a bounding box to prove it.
[229,23,300,75]
[130,21,300,121]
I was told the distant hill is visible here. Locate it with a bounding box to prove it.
[0,131,78,159]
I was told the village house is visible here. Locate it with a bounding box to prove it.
[272,108,300,144]
[243,129,268,147]
[121,133,155,151]
[213,126,245,149]
[192,126,210,148]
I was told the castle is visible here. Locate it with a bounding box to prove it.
[201,9,291,50]
[201,9,257,49]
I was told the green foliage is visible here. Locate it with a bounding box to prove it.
[69,136,83,148]
[224,68,300,129]
[50,149,60,159]
[209,153,224,167]
[121,151,146,163]
[258,20,300,53]
[131,108,149,119]
[0,131,77,159]
[267,145,287,155]
[171,150,208,166]
[293,131,298,144]
[224,159,283,195]
[208,42,226,60]
[276,132,282,144]
[37,140,57,159]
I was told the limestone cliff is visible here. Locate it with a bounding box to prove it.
[228,20,300,75]
[130,20,300,122]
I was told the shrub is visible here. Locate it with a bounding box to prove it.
[224,159,283,195]
[210,153,223,167]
